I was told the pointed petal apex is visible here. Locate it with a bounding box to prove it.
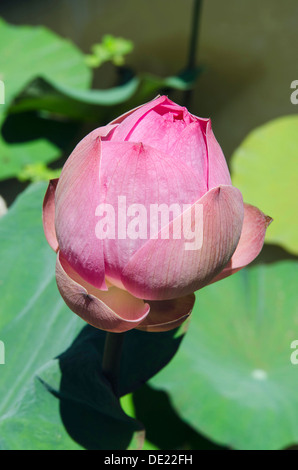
[210,203,273,284]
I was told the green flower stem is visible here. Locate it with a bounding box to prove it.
[187,0,203,70]
[102,332,125,395]
[184,0,203,108]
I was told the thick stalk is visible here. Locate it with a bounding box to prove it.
[102,332,125,395]
[184,0,203,108]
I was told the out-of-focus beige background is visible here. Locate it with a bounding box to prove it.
[2,0,298,158]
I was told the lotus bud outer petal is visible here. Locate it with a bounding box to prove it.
[55,135,107,290]
[170,122,207,192]
[99,140,203,283]
[53,124,118,290]
[44,96,271,334]
[56,252,150,333]
[136,294,195,332]
[122,185,244,300]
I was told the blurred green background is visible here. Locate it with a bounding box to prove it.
[0,0,297,451]
[2,0,298,155]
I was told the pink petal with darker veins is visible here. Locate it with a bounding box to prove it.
[121,185,244,300]
[55,133,107,290]
[99,140,204,286]
[170,121,208,187]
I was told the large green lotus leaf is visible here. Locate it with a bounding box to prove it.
[230,116,298,254]
[0,18,201,180]
[9,70,198,122]
[0,358,144,451]
[0,18,91,113]
[121,387,226,450]
[8,76,140,123]
[35,324,185,450]
[0,183,144,449]
[0,18,91,179]
[0,182,83,447]
[149,261,298,450]
[0,183,185,449]
[0,371,82,450]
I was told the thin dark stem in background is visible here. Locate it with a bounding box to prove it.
[102,332,125,396]
[184,0,203,108]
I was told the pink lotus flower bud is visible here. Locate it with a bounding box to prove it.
[43,96,272,333]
